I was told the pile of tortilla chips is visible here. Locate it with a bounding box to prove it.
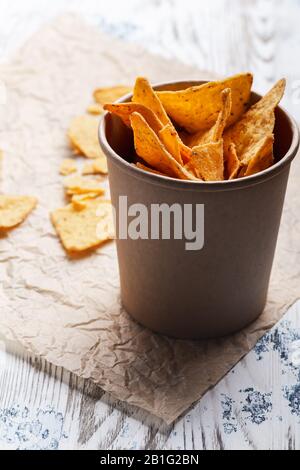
[51,85,132,254]
[104,74,286,181]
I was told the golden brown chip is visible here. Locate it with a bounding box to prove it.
[157,73,253,133]
[133,77,172,127]
[64,175,105,196]
[93,86,131,105]
[59,158,78,176]
[130,112,197,181]
[104,103,163,134]
[132,77,192,164]
[0,195,37,229]
[82,158,108,175]
[71,192,101,211]
[87,104,103,115]
[226,143,241,180]
[185,141,224,181]
[243,134,274,177]
[51,199,114,253]
[224,79,285,165]
[158,125,183,165]
[185,88,232,147]
[68,115,105,159]
[134,162,165,176]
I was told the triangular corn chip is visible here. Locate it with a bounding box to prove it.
[130,112,197,180]
[51,199,114,253]
[226,143,241,180]
[185,141,224,181]
[0,195,37,229]
[68,115,105,160]
[87,103,103,115]
[104,103,163,134]
[133,77,172,128]
[64,175,105,196]
[133,77,191,163]
[157,73,253,133]
[243,134,274,177]
[60,158,77,176]
[185,88,232,147]
[93,86,131,105]
[158,125,183,165]
[224,79,285,165]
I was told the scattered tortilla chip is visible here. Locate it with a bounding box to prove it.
[135,162,165,176]
[185,141,224,181]
[93,86,131,105]
[157,73,253,133]
[104,103,163,135]
[60,158,77,176]
[224,79,285,165]
[64,175,105,196]
[87,103,103,115]
[68,115,104,159]
[243,134,274,177]
[130,112,197,180]
[226,143,241,180]
[71,192,101,211]
[158,125,183,165]
[185,88,232,148]
[51,199,114,253]
[0,195,37,229]
[82,158,108,175]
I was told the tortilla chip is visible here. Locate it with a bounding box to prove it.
[157,73,253,133]
[64,175,105,196]
[51,199,114,253]
[185,88,232,147]
[133,77,172,127]
[226,143,241,180]
[87,104,103,115]
[224,79,285,165]
[82,158,108,175]
[132,77,192,164]
[243,134,274,177]
[104,103,163,135]
[134,162,165,176]
[93,86,131,105]
[71,192,102,211]
[59,158,77,176]
[68,115,104,159]
[185,141,224,181]
[130,112,197,180]
[0,195,37,229]
[158,125,183,165]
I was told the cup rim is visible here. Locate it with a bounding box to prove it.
[99,79,300,192]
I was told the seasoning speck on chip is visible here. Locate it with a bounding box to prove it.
[0,195,37,229]
[51,199,114,252]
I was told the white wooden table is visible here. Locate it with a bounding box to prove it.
[0,0,300,450]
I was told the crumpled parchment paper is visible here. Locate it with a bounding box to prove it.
[0,14,299,424]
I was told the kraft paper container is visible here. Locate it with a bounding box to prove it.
[100,81,299,339]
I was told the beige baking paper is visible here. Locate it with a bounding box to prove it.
[0,14,299,424]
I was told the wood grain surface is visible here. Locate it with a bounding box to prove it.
[0,0,300,450]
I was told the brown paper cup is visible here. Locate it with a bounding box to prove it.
[100,81,300,339]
